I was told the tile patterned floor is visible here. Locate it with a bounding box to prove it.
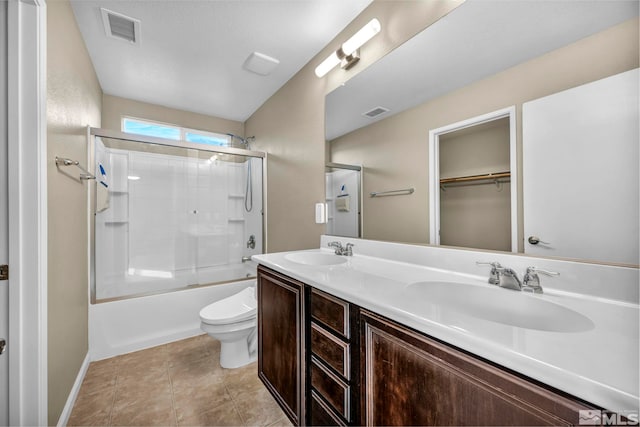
[68,334,292,426]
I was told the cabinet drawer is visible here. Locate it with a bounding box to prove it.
[311,289,349,339]
[310,390,346,426]
[311,358,350,420]
[311,323,350,379]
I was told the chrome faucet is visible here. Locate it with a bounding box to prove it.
[522,267,559,294]
[328,241,354,256]
[477,262,559,294]
[495,267,522,291]
[475,261,501,285]
[343,243,354,256]
[477,261,521,290]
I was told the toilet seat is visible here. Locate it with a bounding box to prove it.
[200,287,256,325]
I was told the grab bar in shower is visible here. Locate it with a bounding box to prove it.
[55,157,96,181]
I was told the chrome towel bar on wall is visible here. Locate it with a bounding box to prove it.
[370,187,414,197]
[55,156,96,180]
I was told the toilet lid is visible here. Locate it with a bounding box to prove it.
[199,287,256,325]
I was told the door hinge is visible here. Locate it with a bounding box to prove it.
[0,265,8,281]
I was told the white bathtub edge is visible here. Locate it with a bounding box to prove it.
[89,280,254,361]
[90,327,204,361]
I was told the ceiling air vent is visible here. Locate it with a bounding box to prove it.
[101,8,140,44]
[363,106,390,119]
[243,52,280,76]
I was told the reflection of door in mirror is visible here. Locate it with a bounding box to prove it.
[429,108,518,252]
[326,163,362,238]
[440,119,511,251]
[523,68,639,266]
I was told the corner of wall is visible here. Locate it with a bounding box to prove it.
[245,0,461,252]
[47,0,102,424]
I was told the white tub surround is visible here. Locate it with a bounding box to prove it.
[253,236,639,414]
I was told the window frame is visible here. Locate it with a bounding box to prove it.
[121,116,231,147]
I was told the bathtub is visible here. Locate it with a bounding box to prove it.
[89,276,256,360]
[95,261,256,300]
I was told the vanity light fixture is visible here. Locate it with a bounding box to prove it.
[314,18,381,78]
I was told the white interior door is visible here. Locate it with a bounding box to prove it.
[522,69,639,265]
[1,1,10,423]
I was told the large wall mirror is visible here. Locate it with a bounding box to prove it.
[326,0,639,266]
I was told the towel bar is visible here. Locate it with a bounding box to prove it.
[370,188,414,197]
[55,156,96,180]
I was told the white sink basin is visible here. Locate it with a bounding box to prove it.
[405,281,594,333]
[284,252,348,266]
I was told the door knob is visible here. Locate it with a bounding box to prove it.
[0,339,6,355]
[528,236,550,245]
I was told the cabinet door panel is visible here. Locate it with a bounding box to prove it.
[258,266,305,425]
[360,311,588,426]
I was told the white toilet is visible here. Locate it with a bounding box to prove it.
[199,286,257,369]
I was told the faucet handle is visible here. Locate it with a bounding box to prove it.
[476,261,502,285]
[526,267,560,277]
[328,241,343,254]
[344,243,354,256]
[522,267,559,294]
[476,261,502,268]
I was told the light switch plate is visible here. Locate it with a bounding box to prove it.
[315,203,327,224]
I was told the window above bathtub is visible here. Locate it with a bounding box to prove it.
[122,116,231,147]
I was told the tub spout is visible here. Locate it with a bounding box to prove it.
[242,256,251,263]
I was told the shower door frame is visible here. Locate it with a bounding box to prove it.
[325,162,363,238]
[88,127,268,304]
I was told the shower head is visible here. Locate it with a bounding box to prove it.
[226,133,256,147]
[227,133,256,146]
[226,133,243,144]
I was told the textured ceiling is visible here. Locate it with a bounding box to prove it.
[71,0,372,122]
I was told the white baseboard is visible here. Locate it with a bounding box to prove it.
[57,353,91,427]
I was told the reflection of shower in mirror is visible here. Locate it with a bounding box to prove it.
[325,163,362,238]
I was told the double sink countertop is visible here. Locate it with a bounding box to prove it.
[253,243,639,414]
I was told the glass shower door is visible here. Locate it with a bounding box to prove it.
[93,133,263,302]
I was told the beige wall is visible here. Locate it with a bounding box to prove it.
[331,18,639,247]
[47,0,102,424]
[102,94,244,138]
[246,0,463,252]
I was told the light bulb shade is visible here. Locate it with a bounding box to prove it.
[315,51,342,78]
[342,18,381,56]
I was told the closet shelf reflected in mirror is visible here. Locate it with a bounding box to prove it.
[440,172,511,192]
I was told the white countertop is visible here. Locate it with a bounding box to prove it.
[253,245,639,414]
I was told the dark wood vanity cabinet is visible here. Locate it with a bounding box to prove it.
[257,266,306,425]
[257,266,598,427]
[308,288,360,426]
[359,310,595,426]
